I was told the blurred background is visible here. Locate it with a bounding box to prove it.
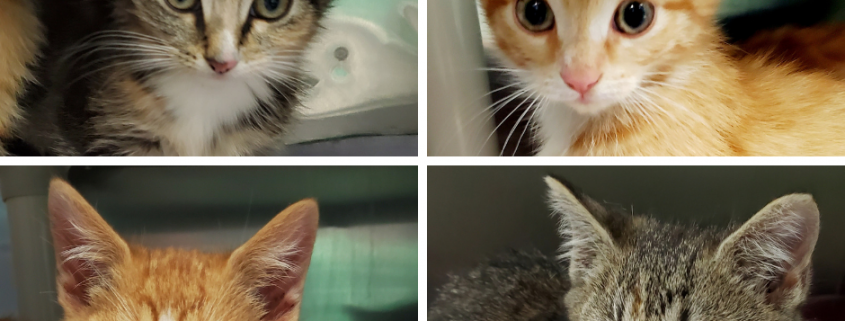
[428,166,845,318]
[428,0,845,156]
[0,166,418,321]
[281,0,418,156]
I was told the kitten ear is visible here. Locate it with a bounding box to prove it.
[715,194,819,305]
[48,178,131,311]
[544,176,616,285]
[228,199,319,321]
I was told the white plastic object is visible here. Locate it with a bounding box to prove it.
[427,0,497,156]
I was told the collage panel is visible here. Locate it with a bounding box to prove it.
[429,0,845,156]
[0,166,417,321]
[429,166,845,320]
[0,0,417,156]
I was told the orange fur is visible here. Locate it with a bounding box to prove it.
[737,24,845,80]
[48,178,319,321]
[481,0,845,155]
[0,0,42,151]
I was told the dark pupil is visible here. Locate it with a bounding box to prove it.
[524,0,548,26]
[264,0,280,11]
[623,2,646,28]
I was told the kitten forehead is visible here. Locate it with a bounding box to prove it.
[550,0,616,43]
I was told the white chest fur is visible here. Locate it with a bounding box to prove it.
[533,101,587,156]
[150,72,274,155]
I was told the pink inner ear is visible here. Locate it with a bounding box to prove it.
[256,245,311,321]
[259,283,296,320]
[59,254,101,306]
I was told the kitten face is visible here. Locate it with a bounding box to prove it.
[48,179,319,321]
[111,0,329,80]
[545,177,818,321]
[480,0,719,115]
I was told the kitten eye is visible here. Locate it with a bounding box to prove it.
[614,0,655,35]
[252,0,292,20]
[166,0,197,11]
[516,0,554,32]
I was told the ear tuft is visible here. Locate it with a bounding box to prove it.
[716,194,819,304]
[229,199,319,321]
[48,178,129,310]
[544,176,616,285]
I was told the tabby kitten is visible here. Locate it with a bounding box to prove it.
[19,0,331,155]
[48,178,319,321]
[430,176,820,321]
[0,0,42,154]
[480,0,845,155]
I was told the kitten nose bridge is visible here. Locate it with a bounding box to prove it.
[205,26,240,74]
[560,67,602,95]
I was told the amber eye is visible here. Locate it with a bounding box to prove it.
[166,0,197,11]
[614,0,655,35]
[516,0,554,32]
[253,0,292,20]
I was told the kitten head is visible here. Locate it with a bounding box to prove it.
[480,0,722,115]
[544,176,819,321]
[107,0,331,80]
[48,178,319,321]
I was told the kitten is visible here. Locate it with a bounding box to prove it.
[430,176,820,321]
[736,24,845,80]
[48,178,319,321]
[18,0,332,155]
[479,0,845,156]
[0,0,42,155]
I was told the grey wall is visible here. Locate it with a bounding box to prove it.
[428,166,845,303]
[0,202,17,316]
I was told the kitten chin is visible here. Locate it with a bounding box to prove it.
[48,178,319,321]
[481,0,845,156]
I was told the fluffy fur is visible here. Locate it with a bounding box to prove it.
[430,177,820,321]
[18,0,332,155]
[0,0,42,154]
[428,250,569,321]
[480,0,845,155]
[736,24,845,80]
[48,178,319,321]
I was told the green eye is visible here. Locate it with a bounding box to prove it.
[167,0,197,11]
[253,0,291,20]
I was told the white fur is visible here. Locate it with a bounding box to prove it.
[159,310,174,321]
[150,71,274,155]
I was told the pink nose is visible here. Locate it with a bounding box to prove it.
[561,68,602,95]
[207,58,238,74]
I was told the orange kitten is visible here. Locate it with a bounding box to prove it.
[480,0,845,156]
[48,178,318,321]
[737,24,845,80]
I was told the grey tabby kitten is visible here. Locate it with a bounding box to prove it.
[430,176,820,321]
[19,0,331,155]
